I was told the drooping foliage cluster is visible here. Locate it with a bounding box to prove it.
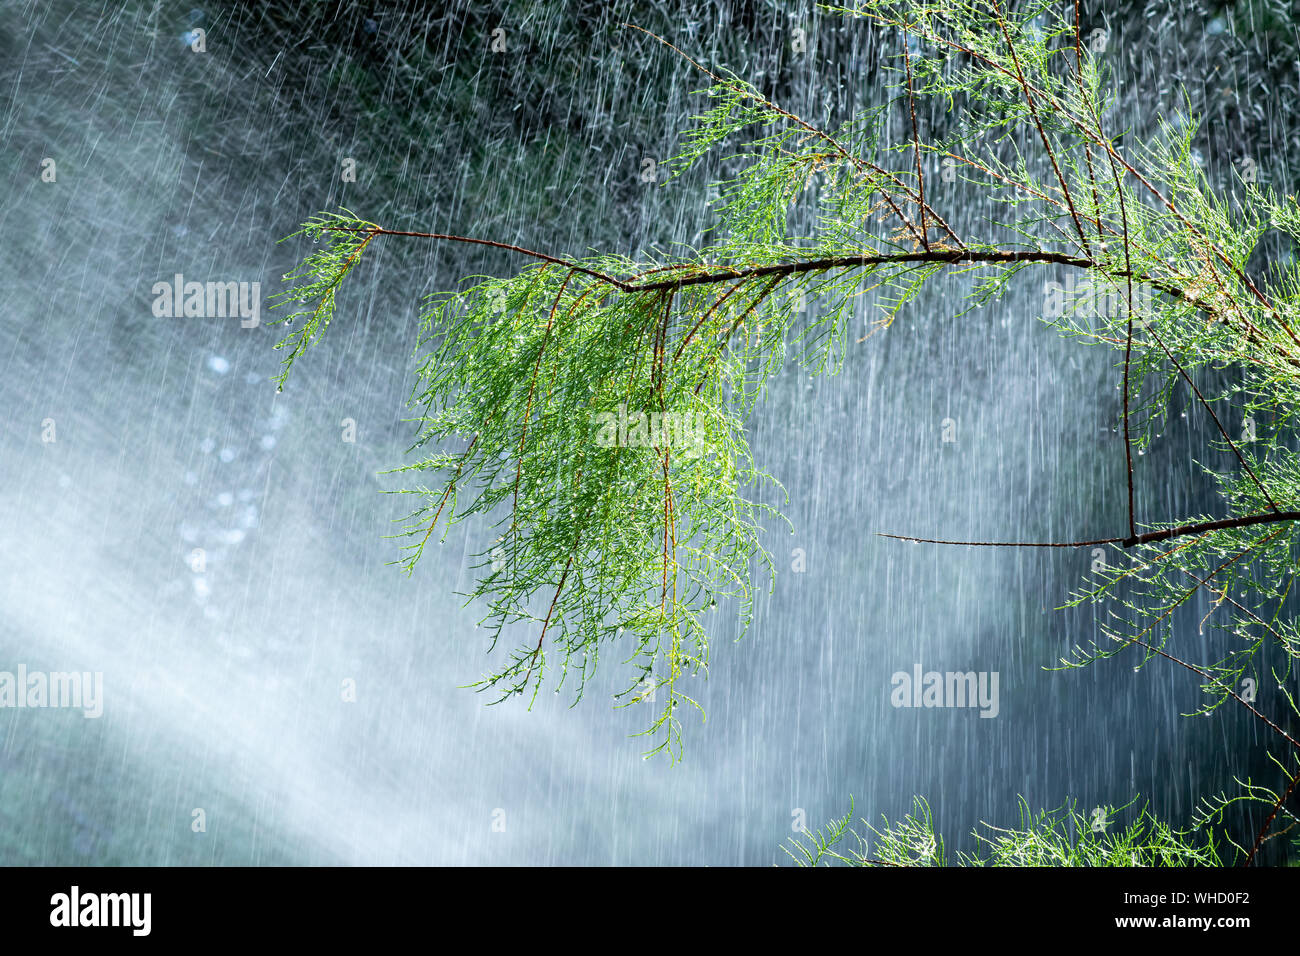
[273,0,1300,858]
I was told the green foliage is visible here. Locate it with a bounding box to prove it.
[788,797,1222,867]
[269,210,381,390]
[394,259,796,757]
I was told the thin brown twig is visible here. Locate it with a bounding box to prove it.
[990,0,1090,254]
[412,434,478,552]
[621,22,964,251]
[1141,313,1280,512]
[1114,138,1138,541]
[865,6,1298,354]
[520,466,585,692]
[1119,635,1300,752]
[900,23,928,249]
[513,268,574,522]
[1072,1,1105,241]
[333,225,626,288]
[674,277,749,360]
[693,274,784,394]
[1246,766,1300,866]
[877,509,1300,549]
[522,552,577,693]
[898,9,1300,351]
[326,224,1264,336]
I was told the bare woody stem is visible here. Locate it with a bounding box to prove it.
[990,0,1090,254]
[327,225,1263,330]
[878,510,1300,550]
[1122,636,1300,754]
[901,23,928,249]
[1246,767,1300,866]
